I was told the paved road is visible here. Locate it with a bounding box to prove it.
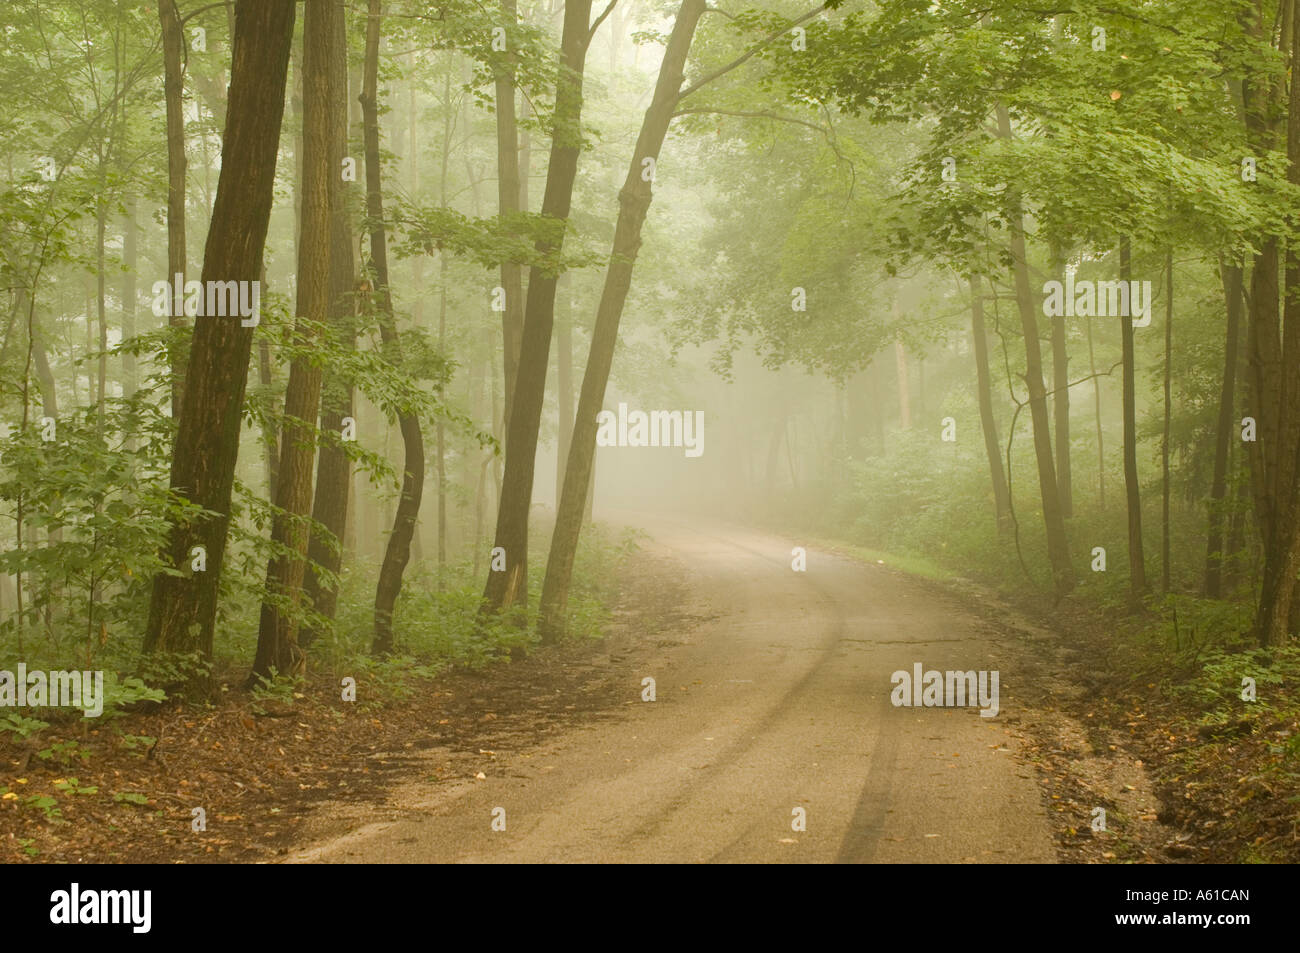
[290,516,1056,863]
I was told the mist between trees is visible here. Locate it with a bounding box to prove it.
[1,0,1299,717]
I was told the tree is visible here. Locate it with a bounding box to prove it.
[143,0,297,671]
[302,0,357,645]
[481,0,601,616]
[365,0,426,655]
[539,0,709,641]
[494,0,525,431]
[1118,233,1146,604]
[995,100,1075,596]
[158,0,188,415]
[969,274,1010,532]
[252,0,344,679]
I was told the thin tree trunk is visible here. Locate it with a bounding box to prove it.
[1088,312,1105,508]
[301,0,356,645]
[258,333,279,500]
[251,0,339,679]
[365,0,426,654]
[1119,234,1147,605]
[482,0,595,616]
[1254,2,1300,644]
[144,0,297,672]
[1050,262,1072,519]
[96,197,108,426]
[437,248,448,583]
[970,275,1010,532]
[1162,248,1173,594]
[437,65,454,581]
[495,0,524,430]
[159,0,188,416]
[556,273,573,508]
[995,102,1074,596]
[121,197,138,399]
[539,0,708,641]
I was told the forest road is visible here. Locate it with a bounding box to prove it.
[289,513,1057,863]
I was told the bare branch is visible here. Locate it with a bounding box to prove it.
[179,1,231,27]
[677,5,825,102]
[672,104,855,190]
[587,0,618,47]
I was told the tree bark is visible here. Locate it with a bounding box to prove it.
[994,102,1074,595]
[482,0,596,616]
[1119,234,1147,605]
[365,0,427,655]
[970,275,1010,532]
[1087,312,1104,508]
[539,0,708,642]
[1050,261,1072,519]
[495,0,525,431]
[251,0,340,679]
[302,0,356,646]
[121,197,138,399]
[144,0,297,669]
[1204,262,1243,597]
[556,272,573,508]
[1162,248,1173,594]
[159,0,188,416]
[1252,1,1300,645]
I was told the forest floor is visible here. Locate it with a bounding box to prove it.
[2,514,1291,863]
[1008,593,1300,864]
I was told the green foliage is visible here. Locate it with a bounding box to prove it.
[249,670,300,715]
[51,777,97,796]
[36,739,89,767]
[0,712,48,743]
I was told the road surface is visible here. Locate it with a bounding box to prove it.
[290,516,1056,863]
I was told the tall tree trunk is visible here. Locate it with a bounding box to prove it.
[970,275,1010,532]
[251,0,339,679]
[1204,262,1244,597]
[1050,257,1072,519]
[437,66,454,581]
[1088,312,1104,508]
[539,0,708,642]
[159,0,188,416]
[302,0,356,646]
[1253,2,1300,645]
[1162,248,1173,594]
[995,102,1074,595]
[482,0,595,616]
[121,197,138,400]
[365,0,426,655]
[258,334,279,500]
[95,197,108,427]
[437,249,449,582]
[25,300,59,423]
[144,0,297,670]
[556,274,573,509]
[495,0,524,430]
[1119,235,1147,604]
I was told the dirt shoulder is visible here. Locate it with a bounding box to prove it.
[834,554,1299,864]
[0,548,690,864]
